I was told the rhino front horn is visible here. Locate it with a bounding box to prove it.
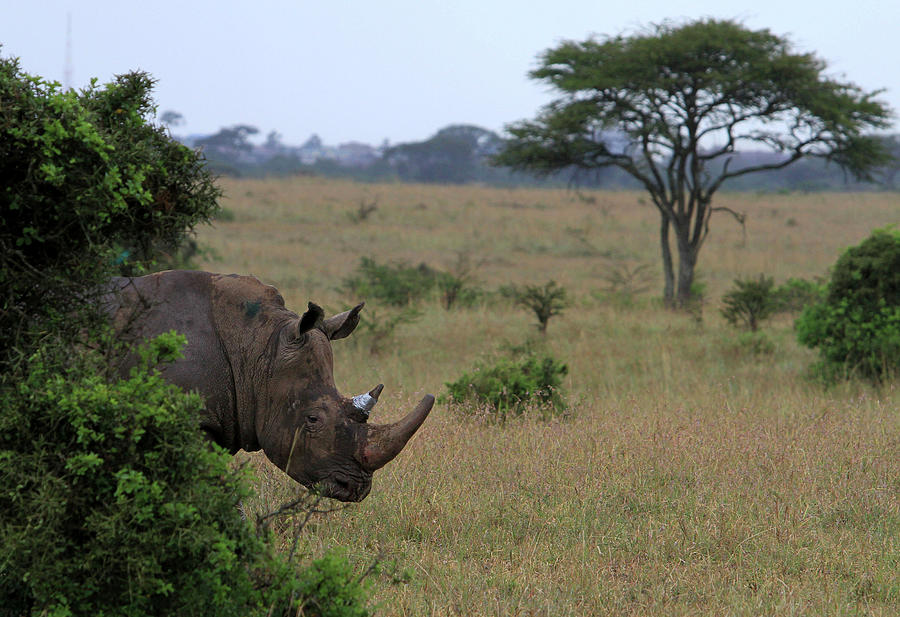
[360,394,434,472]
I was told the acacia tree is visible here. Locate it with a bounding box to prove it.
[495,19,893,307]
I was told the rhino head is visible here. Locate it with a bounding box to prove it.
[254,302,433,502]
[108,271,433,503]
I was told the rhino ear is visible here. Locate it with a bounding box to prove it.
[297,302,325,337]
[322,302,364,340]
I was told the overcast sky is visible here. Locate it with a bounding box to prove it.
[3,1,898,146]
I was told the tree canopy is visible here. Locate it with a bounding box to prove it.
[495,19,894,305]
[383,124,505,183]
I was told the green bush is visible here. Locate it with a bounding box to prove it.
[796,228,900,382]
[0,55,372,617]
[442,352,568,421]
[0,334,373,617]
[720,275,777,331]
[502,281,570,333]
[436,270,482,309]
[355,307,422,355]
[0,53,220,371]
[294,551,372,617]
[342,257,440,306]
[773,277,826,313]
[342,256,483,310]
[0,335,284,615]
[732,331,776,356]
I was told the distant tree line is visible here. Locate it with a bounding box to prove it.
[172,117,899,192]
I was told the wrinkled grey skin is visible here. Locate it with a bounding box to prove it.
[107,270,433,502]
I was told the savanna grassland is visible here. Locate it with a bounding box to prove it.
[195,177,899,616]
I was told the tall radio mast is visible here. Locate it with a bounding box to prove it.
[63,13,73,90]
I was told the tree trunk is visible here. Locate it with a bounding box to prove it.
[674,224,698,308]
[656,214,700,309]
[660,216,675,307]
[676,247,696,307]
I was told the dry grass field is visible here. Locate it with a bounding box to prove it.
[196,177,899,616]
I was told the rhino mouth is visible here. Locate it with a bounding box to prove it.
[315,473,372,503]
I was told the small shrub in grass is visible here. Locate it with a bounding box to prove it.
[342,257,439,306]
[437,251,484,310]
[732,331,776,356]
[355,307,422,355]
[501,281,570,333]
[773,276,826,313]
[437,271,483,309]
[720,275,777,331]
[441,352,568,421]
[796,228,900,383]
[599,261,654,307]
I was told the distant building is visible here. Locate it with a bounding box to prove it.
[335,141,379,167]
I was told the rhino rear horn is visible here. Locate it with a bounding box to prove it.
[322,302,364,340]
[359,394,434,472]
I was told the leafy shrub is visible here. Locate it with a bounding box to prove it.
[436,270,482,309]
[732,331,776,356]
[345,197,379,224]
[0,335,287,615]
[442,352,568,421]
[294,551,372,617]
[355,307,422,355]
[796,228,900,382]
[342,256,483,310]
[720,275,777,331]
[599,262,654,306]
[502,281,570,333]
[0,56,372,617]
[773,277,826,313]
[342,257,440,306]
[0,334,374,617]
[436,251,483,310]
[0,54,220,372]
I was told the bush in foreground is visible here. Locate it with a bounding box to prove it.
[0,55,371,616]
[0,334,372,617]
[796,228,900,383]
[0,335,282,615]
[0,52,220,373]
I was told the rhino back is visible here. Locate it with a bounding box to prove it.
[111,271,239,449]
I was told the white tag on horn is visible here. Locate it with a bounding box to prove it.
[352,393,376,415]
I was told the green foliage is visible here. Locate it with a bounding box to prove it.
[796,228,900,382]
[0,53,220,371]
[0,56,372,617]
[441,351,568,422]
[598,262,653,306]
[436,270,480,309]
[342,257,440,306]
[720,275,777,331]
[503,281,570,333]
[345,197,379,224]
[294,552,372,617]
[731,331,777,356]
[772,277,826,313]
[342,256,482,310]
[355,307,422,356]
[0,335,300,616]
